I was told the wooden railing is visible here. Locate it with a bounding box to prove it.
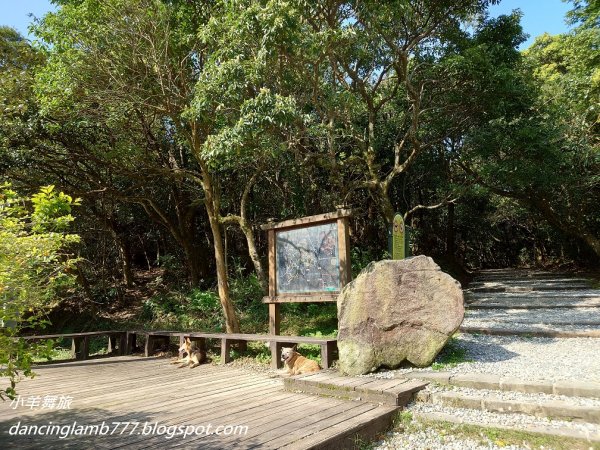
[20,330,338,369]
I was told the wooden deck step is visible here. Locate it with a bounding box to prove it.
[284,371,428,406]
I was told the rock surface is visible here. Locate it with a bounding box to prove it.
[337,256,464,375]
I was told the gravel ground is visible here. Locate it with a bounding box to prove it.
[371,334,600,382]
[425,384,600,407]
[465,308,600,325]
[461,321,600,333]
[371,400,600,450]
[466,290,600,300]
[408,402,600,435]
[373,427,527,450]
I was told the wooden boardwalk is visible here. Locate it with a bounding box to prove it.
[0,356,398,449]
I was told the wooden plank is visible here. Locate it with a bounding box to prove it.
[268,228,276,298]
[386,378,429,395]
[94,383,284,448]
[0,367,269,420]
[256,402,379,449]
[97,388,297,449]
[0,364,235,411]
[124,330,335,344]
[6,379,283,450]
[221,402,359,449]
[20,330,126,340]
[180,397,343,449]
[279,405,398,450]
[331,377,381,389]
[337,216,352,287]
[1,356,399,450]
[263,293,338,303]
[367,378,414,391]
[260,209,352,230]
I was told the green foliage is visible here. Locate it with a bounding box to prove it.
[0,184,80,399]
[141,289,224,331]
[431,336,471,370]
[141,274,267,332]
[351,247,388,277]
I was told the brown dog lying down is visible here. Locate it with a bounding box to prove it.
[171,337,206,369]
[281,346,320,375]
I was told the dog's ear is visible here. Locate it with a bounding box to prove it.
[292,344,297,352]
[185,337,191,344]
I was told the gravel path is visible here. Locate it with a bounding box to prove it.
[425,384,600,407]
[373,401,600,450]
[466,289,600,300]
[409,402,600,435]
[373,427,527,450]
[375,334,600,382]
[371,399,600,450]
[465,307,600,325]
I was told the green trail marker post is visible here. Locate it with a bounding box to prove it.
[391,213,405,260]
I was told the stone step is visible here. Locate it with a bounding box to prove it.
[467,302,600,310]
[417,390,600,424]
[472,272,574,282]
[412,410,600,444]
[459,325,600,338]
[464,308,600,327]
[402,371,600,399]
[470,278,591,286]
[468,284,591,293]
[284,372,428,407]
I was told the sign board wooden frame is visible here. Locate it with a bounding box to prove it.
[261,209,352,304]
[261,209,352,337]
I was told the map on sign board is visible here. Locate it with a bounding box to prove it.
[276,222,340,294]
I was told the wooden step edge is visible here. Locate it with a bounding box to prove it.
[284,376,428,407]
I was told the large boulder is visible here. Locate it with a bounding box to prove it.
[337,255,463,375]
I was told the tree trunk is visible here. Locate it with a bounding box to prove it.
[203,174,240,333]
[180,238,202,286]
[109,228,134,287]
[446,202,455,257]
[528,197,600,260]
[239,218,268,292]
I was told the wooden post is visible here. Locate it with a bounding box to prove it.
[71,337,81,359]
[80,336,90,360]
[126,332,137,355]
[268,228,282,368]
[118,332,127,356]
[179,335,186,358]
[269,303,281,369]
[269,303,281,335]
[190,337,206,352]
[267,229,277,303]
[145,335,155,357]
[108,335,117,354]
[338,216,351,287]
[320,341,337,369]
[221,338,232,364]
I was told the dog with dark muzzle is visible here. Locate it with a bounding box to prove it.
[171,337,206,369]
